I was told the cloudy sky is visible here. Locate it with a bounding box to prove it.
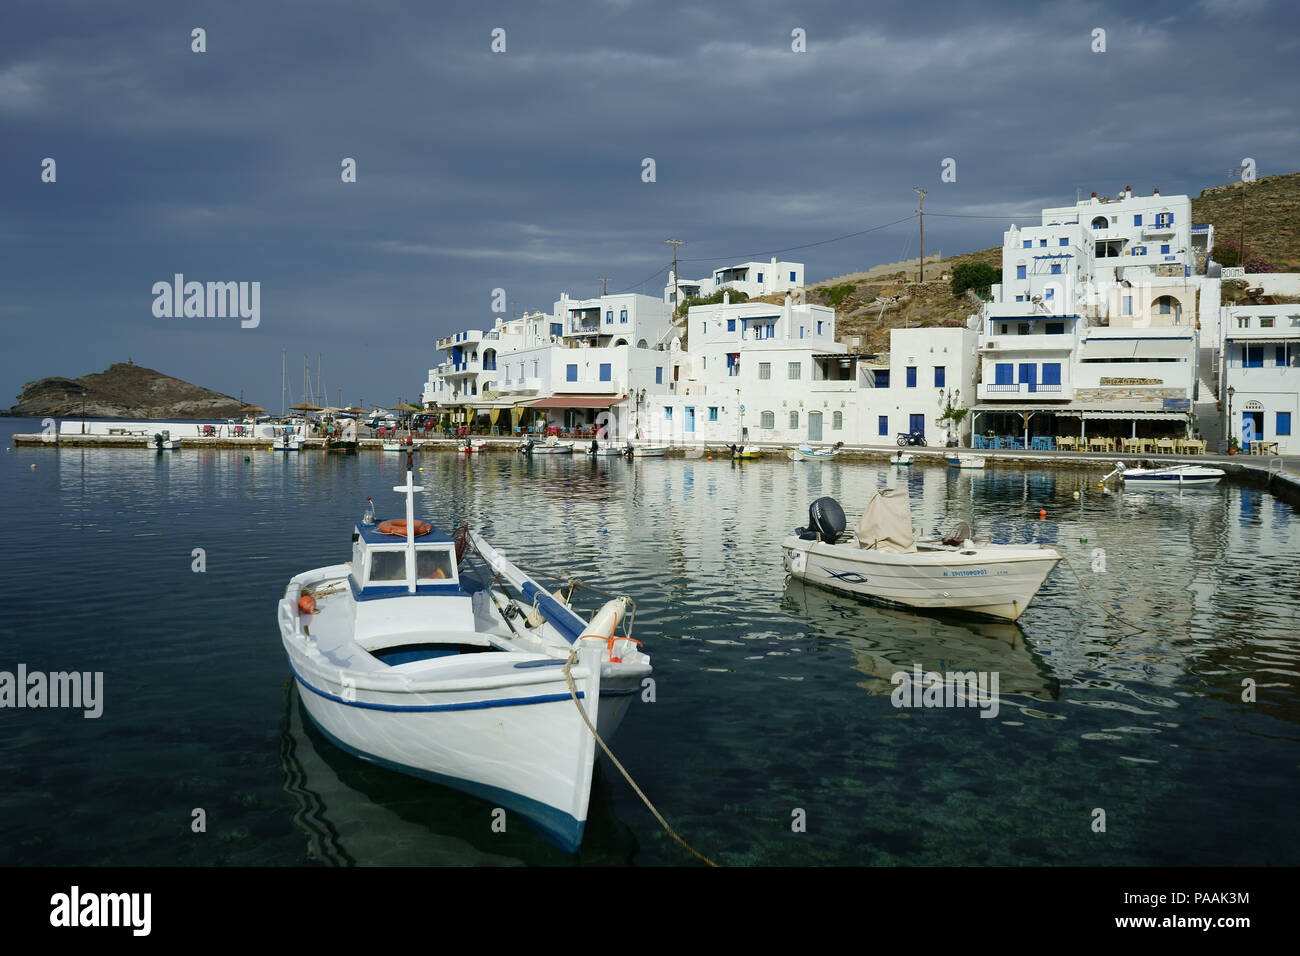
[3,0,1296,411]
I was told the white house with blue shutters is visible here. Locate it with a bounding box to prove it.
[970,187,1216,444]
[647,292,976,447]
[664,258,805,305]
[1219,304,1300,454]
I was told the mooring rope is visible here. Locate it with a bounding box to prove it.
[1057,551,1146,633]
[561,648,718,867]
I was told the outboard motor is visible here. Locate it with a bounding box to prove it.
[796,496,846,543]
[153,432,163,449]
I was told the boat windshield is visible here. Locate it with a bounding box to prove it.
[417,548,455,581]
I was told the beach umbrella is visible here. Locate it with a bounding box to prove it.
[240,404,266,414]
[290,402,323,412]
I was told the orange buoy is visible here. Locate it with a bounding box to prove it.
[1038,509,1047,519]
[298,594,317,614]
[377,519,432,536]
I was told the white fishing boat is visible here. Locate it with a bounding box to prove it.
[1100,460,1224,489]
[787,442,844,462]
[273,426,303,452]
[519,437,575,455]
[276,456,650,852]
[780,490,1061,622]
[890,452,914,466]
[151,430,181,450]
[728,444,761,460]
[628,444,668,458]
[457,438,486,454]
[946,454,986,469]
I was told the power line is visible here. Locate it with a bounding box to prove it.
[925,211,1046,220]
[676,213,918,263]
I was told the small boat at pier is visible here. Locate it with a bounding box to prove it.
[891,452,914,466]
[519,437,575,455]
[152,430,181,451]
[1100,460,1224,489]
[946,454,986,469]
[787,442,843,462]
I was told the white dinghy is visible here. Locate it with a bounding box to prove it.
[627,444,668,458]
[787,442,844,462]
[519,436,575,455]
[1100,460,1224,489]
[276,454,650,851]
[151,430,181,450]
[945,453,986,469]
[780,490,1061,622]
[890,452,914,466]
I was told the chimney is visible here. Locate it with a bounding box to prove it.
[1153,187,1160,195]
[1125,185,1132,199]
[1090,191,1097,198]
[722,292,730,305]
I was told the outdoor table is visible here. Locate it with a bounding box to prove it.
[1155,438,1175,454]
[1088,437,1113,452]
[1057,436,1076,451]
[1250,440,1279,455]
[1183,440,1205,455]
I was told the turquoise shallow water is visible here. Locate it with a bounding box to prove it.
[2,421,1298,865]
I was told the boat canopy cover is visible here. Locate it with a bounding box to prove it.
[856,489,916,554]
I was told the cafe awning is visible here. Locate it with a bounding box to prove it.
[529,394,626,410]
[972,404,1189,420]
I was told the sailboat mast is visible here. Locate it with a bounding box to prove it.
[281,350,287,418]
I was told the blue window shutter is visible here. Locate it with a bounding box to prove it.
[655,367,662,384]
[1051,264,1061,274]
[934,366,945,388]
[906,366,917,387]
[1016,266,1026,279]
[1042,363,1061,385]
[665,407,672,420]
[1277,346,1287,366]
[1022,240,1031,248]
[1161,244,1170,254]
[599,363,611,382]
[566,364,577,382]
[995,363,1013,385]
[1045,289,1054,299]
[1059,238,1068,246]
[790,271,796,282]
[757,272,763,283]
[1278,412,1292,436]
[878,415,888,436]
[727,319,735,331]
[1134,215,1142,226]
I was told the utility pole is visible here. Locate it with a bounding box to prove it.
[597,277,612,296]
[913,187,927,282]
[665,239,686,315]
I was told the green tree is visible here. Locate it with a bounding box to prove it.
[951,263,999,300]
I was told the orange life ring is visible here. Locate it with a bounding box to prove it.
[377,519,432,536]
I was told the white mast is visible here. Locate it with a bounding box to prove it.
[394,455,424,593]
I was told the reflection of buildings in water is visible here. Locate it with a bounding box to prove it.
[781,580,1060,703]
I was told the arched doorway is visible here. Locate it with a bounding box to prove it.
[1151,295,1181,324]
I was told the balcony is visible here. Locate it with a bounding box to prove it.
[436,330,483,350]
[1142,221,1176,238]
[554,379,619,394]
[498,377,543,394]
[978,382,1070,400]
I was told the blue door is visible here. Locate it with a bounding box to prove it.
[909,413,925,436]
[808,412,823,441]
[1019,363,1037,393]
[1242,412,1261,443]
[685,407,695,433]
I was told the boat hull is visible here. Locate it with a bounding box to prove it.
[283,641,603,853]
[1122,470,1223,488]
[946,455,986,469]
[629,446,667,457]
[781,536,1060,622]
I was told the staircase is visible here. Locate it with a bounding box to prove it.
[1193,347,1223,449]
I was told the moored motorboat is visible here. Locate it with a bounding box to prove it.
[273,426,303,452]
[891,452,914,466]
[1100,460,1224,489]
[276,455,650,851]
[780,491,1061,622]
[728,444,761,460]
[946,454,986,469]
[585,440,626,457]
[152,430,181,450]
[627,444,668,458]
[519,437,575,455]
[383,439,426,452]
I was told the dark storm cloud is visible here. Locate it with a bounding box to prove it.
[2,0,1297,407]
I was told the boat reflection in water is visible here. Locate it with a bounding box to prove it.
[781,580,1060,704]
[278,685,638,865]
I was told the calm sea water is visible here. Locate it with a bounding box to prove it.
[3,419,1298,866]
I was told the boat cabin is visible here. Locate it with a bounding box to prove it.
[349,523,462,597]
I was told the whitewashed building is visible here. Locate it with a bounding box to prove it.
[648,293,976,446]
[1220,304,1300,454]
[665,258,805,305]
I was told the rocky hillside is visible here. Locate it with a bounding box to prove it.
[1192,171,1300,272]
[5,362,245,419]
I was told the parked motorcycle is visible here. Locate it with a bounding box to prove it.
[896,431,927,447]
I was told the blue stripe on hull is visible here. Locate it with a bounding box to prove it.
[297,695,587,852]
[287,657,584,712]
